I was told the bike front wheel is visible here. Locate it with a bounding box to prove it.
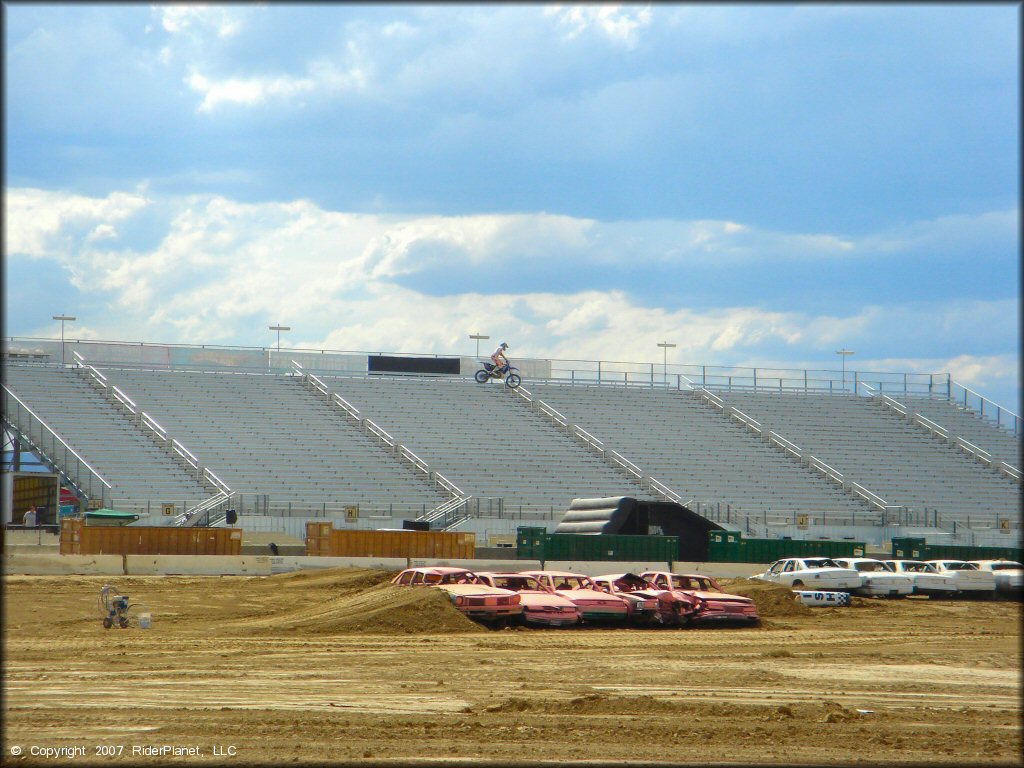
[505,373,522,389]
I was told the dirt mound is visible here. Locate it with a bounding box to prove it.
[227,583,486,635]
[718,578,811,617]
[273,566,397,593]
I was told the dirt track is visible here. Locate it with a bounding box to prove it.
[3,568,1021,766]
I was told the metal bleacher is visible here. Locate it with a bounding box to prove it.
[720,390,1020,530]
[318,374,657,513]
[525,382,873,526]
[3,349,1020,542]
[95,367,450,517]
[3,365,209,508]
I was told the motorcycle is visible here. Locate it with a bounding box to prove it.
[475,362,522,389]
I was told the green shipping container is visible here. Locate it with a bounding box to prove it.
[891,537,1022,563]
[708,535,865,564]
[516,527,547,559]
[518,529,677,565]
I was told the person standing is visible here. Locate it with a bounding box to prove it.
[22,506,37,527]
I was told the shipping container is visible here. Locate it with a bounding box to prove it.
[304,526,476,559]
[58,519,241,555]
[515,529,677,565]
[707,531,865,563]
[891,537,1022,563]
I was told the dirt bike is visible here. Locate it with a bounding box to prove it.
[475,362,522,389]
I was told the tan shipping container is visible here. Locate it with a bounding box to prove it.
[58,519,242,555]
[306,527,475,559]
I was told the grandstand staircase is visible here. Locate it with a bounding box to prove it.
[71,352,233,526]
[504,384,679,504]
[682,384,894,522]
[859,383,1021,484]
[290,362,472,529]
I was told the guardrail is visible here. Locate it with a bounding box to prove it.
[1,384,112,504]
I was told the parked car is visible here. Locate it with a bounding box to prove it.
[926,560,996,599]
[640,571,759,625]
[832,558,914,598]
[752,558,862,592]
[969,560,1023,599]
[879,559,958,599]
[592,573,697,626]
[519,570,631,623]
[391,567,523,625]
[475,572,581,627]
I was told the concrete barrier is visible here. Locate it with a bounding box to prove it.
[5,550,772,578]
[125,555,271,576]
[4,552,124,575]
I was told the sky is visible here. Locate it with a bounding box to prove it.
[3,3,1020,411]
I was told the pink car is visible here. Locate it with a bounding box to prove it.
[640,571,759,625]
[592,573,699,627]
[519,570,630,624]
[476,572,581,628]
[391,567,522,626]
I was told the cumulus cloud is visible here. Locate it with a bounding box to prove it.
[157,5,242,38]
[185,44,368,112]
[545,4,653,48]
[5,186,1017,411]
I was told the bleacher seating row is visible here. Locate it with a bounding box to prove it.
[2,361,1019,535]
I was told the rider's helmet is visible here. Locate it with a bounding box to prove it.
[500,342,509,350]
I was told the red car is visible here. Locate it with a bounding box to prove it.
[640,571,759,625]
[476,572,581,628]
[519,570,630,624]
[592,573,698,626]
[391,567,522,626]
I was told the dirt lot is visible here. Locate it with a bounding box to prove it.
[3,568,1021,766]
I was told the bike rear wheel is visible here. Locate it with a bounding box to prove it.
[474,370,490,384]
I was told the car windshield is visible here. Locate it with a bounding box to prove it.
[942,562,977,571]
[428,572,479,585]
[802,559,839,568]
[900,562,931,573]
[853,561,886,572]
[490,576,539,591]
[988,563,1023,571]
[552,576,593,590]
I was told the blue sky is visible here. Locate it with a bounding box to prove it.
[4,4,1020,410]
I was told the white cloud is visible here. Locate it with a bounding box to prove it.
[6,187,1017,412]
[184,45,368,112]
[5,187,150,259]
[545,4,653,49]
[157,5,242,38]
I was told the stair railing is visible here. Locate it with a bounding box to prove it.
[290,360,466,504]
[2,383,112,505]
[508,384,686,504]
[685,380,894,519]
[860,381,1021,484]
[70,351,229,495]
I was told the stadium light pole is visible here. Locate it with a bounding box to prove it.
[469,333,489,358]
[836,348,855,391]
[657,341,676,384]
[269,324,290,353]
[52,315,76,366]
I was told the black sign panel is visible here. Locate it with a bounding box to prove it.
[368,355,460,375]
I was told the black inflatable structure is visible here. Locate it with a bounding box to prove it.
[554,496,725,562]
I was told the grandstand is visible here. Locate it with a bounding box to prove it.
[1,336,1020,547]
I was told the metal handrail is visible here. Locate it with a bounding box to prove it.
[609,450,643,479]
[1,384,113,497]
[767,430,802,458]
[571,424,605,451]
[398,445,429,474]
